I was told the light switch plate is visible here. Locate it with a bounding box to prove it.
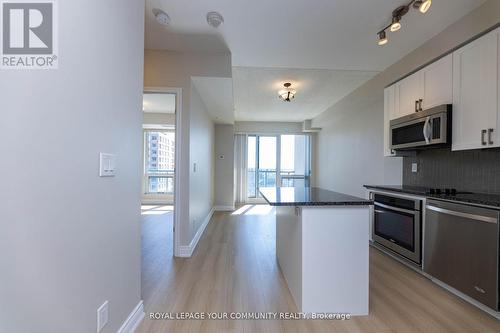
[97,300,109,332]
[99,153,116,177]
[411,163,418,173]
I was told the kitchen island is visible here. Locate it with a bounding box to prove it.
[260,186,373,315]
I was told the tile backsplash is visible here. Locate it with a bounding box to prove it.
[403,148,500,194]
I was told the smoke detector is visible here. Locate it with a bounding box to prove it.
[206,11,224,28]
[153,8,171,26]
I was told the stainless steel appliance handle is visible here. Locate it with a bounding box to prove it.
[426,205,498,224]
[375,202,416,215]
[481,129,487,146]
[488,128,494,145]
[423,116,431,144]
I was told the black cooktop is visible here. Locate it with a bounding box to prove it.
[364,185,500,208]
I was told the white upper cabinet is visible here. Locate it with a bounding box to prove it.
[452,28,499,151]
[394,71,421,119]
[383,27,500,155]
[391,54,453,121]
[421,54,453,109]
[384,86,396,156]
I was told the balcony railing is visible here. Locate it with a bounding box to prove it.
[247,169,309,198]
[145,170,174,194]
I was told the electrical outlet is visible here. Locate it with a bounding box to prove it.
[411,163,418,173]
[97,301,109,333]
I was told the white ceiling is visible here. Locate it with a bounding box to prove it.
[233,67,378,121]
[191,77,235,124]
[146,0,485,71]
[143,93,176,113]
[145,0,486,122]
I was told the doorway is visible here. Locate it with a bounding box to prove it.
[141,88,181,257]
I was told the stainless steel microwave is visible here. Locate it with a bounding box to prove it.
[390,104,452,150]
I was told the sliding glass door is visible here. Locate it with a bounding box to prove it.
[280,134,311,188]
[247,134,311,199]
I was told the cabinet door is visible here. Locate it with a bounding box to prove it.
[422,54,453,109]
[491,28,500,148]
[384,86,396,156]
[395,72,421,118]
[452,29,498,151]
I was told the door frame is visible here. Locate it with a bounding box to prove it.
[143,87,182,257]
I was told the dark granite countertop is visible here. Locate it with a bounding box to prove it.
[259,187,373,207]
[364,185,500,209]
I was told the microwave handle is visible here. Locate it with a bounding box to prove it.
[423,116,431,144]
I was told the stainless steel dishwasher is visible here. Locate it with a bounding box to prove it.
[424,199,500,310]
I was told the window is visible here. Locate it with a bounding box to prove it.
[144,131,175,194]
[246,134,311,199]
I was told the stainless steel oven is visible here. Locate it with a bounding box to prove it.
[371,192,422,265]
[390,104,452,150]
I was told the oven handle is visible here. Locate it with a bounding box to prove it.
[374,202,417,215]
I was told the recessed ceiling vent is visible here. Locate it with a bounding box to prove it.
[153,8,171,26]
[207,11,224,28]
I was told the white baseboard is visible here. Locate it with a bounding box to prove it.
[178,207,215,257]
[214,205,235,212]
[117,300,145,333]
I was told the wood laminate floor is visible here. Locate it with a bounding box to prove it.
[137,205,500,333]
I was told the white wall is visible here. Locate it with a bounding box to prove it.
[189,85,215,240]
[234,121,303,134]
[312,0,500,198]
[0,1,144,332]
[214,124,235,208]
[144,50,231,246]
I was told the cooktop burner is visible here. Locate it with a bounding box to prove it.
[426,188,473,196]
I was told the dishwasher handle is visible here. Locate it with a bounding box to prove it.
[426,205,498,224]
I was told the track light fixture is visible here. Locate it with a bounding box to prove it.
[378,31,388,46]
[414,0,432,13]
[390,16,402,32]
[377,0,432,46]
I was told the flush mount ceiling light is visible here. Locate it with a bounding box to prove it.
[207,11,224,28]
[278,83,296,102]
[376,0,432,46]
[152,8,171,26]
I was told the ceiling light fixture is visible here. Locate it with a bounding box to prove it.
[278,83,296,102]
[414,0,432,13]
[152,8,171,26]
[376,0,431,46]
[378,31,388,46]
[207,11,224,28]
[390,16,402,32]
